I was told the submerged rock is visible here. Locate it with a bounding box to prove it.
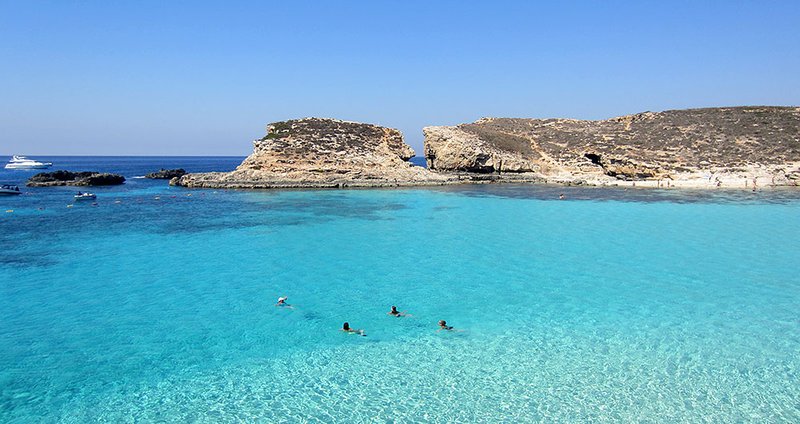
[424,106,800,187]
[175,118,456,189]
[27,171,125,187]
[145,168,186,179]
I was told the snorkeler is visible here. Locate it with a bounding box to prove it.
[275,296,293,308]
[387,305,411,317]
[342,322,365,336]
[438,320,454,331]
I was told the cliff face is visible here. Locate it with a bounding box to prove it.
[425,107,800,186]
[239,118,414,172]
[176,118,451,188]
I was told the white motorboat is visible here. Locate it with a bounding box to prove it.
[74,192,96,201]
[0,185,21,195]
[4,155,53,169]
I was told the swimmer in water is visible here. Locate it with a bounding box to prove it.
[275,296,293,308]
[387,305,411,317]
[437,320,454,331]
[342,322,365,336]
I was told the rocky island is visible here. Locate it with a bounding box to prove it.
[173,118,455,189]
[424,106,800,188]
[175,107,799,191]
[27,171,126,187]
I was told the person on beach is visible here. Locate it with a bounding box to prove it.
[388,305,411,317]
[275,296,293,308]
[342,322,365,336]
[438,320,454,331]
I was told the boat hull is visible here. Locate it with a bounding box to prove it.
[5,164,53,169]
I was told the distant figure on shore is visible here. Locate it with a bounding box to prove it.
[342,322,365,336]
[275,296,293,308]
[388,305,411,317]
[438,320,454,331]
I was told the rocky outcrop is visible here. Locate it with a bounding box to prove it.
[27,171,126,187]
[145,168,186,179]
[425,107,800,187]
[175,118,457,189]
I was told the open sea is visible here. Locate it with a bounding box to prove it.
[1,156,799,423]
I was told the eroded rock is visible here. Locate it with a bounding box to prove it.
[424,107,800,186]
[175,118,455,189]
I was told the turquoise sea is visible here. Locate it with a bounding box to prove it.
[1,157,799,422]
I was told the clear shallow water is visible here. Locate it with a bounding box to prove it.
[1,157,799,422]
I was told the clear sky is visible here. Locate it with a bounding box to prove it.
[1,1,799,156]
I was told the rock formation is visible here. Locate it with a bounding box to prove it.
[174,118,455,189]
[424,107,800,187]
[145,168,186,179]
[174,108,800,191]
[27,171,126,187]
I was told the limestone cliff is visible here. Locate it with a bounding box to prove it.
[175,118,453,189]
[424,107,800,187]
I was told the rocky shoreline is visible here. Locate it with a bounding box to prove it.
[173,118,456,189]
[174,107,800,190]
[424,106,800,189]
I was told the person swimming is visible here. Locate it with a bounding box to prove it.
[341,322,365,336]
[438,320,454,331]
[275,296,293,308]
[387,305,411,317]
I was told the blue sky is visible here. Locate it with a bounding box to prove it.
[1,1,798,156]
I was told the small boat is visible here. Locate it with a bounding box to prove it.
[74,192,97,201]
[0,185,21,195]
[4,155,53,169]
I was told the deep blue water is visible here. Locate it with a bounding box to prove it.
[1,157,799,422]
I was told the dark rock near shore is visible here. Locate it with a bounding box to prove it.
[145,168,186,179]
[27,171,126,187]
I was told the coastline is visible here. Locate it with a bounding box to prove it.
[540,164,800,190]
[169,109,800,192]
[172,164,800,191]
